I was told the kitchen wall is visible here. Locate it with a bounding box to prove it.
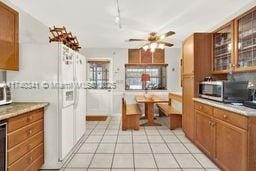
[80,48,182,115]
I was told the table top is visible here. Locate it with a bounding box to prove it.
[135,95,168,103]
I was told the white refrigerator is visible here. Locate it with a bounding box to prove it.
[7,43,86,169]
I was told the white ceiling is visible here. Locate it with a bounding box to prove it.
[9,0,256,48]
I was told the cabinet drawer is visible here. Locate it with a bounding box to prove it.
[26,155,44,171]
[194,102,213,116]
[28,108,43,124]
[8,143,43,171]
[8,120,43,149]
[213,108,247,130]
[8,112,29,133]
[8,109,43,133]
[8,131,43,165]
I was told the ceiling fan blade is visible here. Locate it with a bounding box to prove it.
[127,39,147,42]
[160,31,175,40]
[159,41,174,47]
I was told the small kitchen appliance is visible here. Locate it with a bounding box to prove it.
[0,83,12,106]
[199,80,249,103]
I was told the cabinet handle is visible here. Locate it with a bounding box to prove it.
[223,115,228,119]
[209,121,212,126]
[27,116,33,122]
[27,144,32,150]
[27,130,32,136]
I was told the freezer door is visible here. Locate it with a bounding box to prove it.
[74,53,86,143]
[60,44,75,107]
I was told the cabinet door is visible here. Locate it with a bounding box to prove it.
[128,49,140,64]
[212,23,233,73]
[182,35,194,75]
[153,49,164,63]
[0,2,19,70]
[141,49,152,63]
[182,75,194,139]
[214,119,247,171]
[194,111,213,157]
[235,7,256,72]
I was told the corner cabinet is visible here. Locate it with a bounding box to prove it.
[0,1,19,71]
[212,23,234,74]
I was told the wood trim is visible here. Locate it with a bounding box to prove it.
[169,93,182,103]
[86,115,108,121]
[125,63,168,67]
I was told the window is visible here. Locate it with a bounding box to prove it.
[88,61,109,89]
[125,64,167,90]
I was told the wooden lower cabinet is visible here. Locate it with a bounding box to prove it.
[7,108,44,171]
[194,111,213,157]
[214,119,247,171]
[193,101,255,171]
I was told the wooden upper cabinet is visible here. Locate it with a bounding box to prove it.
[234,7,256,72]
[141,49,152,63]
[0,1,19,71]
[182,35,194,75]
[153,49,164,63]
[212,22,234,74]
[128,49,165,64]
[128,49,140,64]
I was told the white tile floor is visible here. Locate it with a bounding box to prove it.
[62,117,220,171]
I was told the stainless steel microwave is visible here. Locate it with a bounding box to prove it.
[0,83,12,106]
[199,81,249,103]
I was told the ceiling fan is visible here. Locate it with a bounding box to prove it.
[127,31,175,52]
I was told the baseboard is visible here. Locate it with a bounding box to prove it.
[86,115,108,121]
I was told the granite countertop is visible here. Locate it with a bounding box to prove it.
[193,98,256,117]
[0,102,49,121]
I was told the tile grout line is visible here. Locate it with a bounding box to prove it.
[156,124,182,170]
[87,119,111,169]
[110,118,121,170]
[144,125,159,170]
[63,121,98,170]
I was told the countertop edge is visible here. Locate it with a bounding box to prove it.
[193,98,256,117]
[0,102,49,121]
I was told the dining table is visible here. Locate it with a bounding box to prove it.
[135,95,168,126]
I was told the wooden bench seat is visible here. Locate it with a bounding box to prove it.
[122,98,142,130]
[156,93,182,130]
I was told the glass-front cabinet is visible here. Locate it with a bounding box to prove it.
[236,8,256,70]
[212,23,233,73]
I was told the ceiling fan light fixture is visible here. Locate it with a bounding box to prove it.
[150,48,156,53]
[158,43,165,49]
[160,35,165,40]
[143,45,149,51]
[150,42,158,49]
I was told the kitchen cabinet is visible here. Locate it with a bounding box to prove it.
[7,108,44,171]
[194,101,256,171]
[0,1,19,70]
[182,75,194,138]
[211,6,256,73]
[128,49,140,64]
[212,23,234,74]
[182,33,212,140]
[214,119,247,171]
[194,108,213,157]
[153,49,165,63]
[234,7,256,72]
[128,49,164,64]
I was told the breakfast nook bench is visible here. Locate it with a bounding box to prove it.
[122,98,142,130]
[157,92,182,130]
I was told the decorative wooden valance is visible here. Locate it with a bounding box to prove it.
[49,26,81,51]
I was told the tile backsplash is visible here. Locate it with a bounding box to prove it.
[228,72,256,82]
[0,71,6,83]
